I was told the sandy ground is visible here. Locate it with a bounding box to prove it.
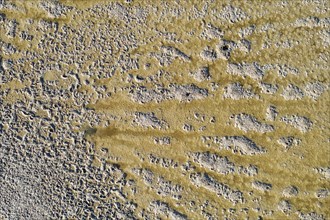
[0,0,329,219]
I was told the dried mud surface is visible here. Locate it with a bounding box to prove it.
[0,0,329,219]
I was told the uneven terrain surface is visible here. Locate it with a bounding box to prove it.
[0,0,329,219]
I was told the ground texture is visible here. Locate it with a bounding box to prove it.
[0,0,329,219]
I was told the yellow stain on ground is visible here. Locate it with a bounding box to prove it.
[2,0,329,219]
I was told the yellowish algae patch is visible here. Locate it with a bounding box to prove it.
[88,1,328,219]
[1,0,329,219]
[86,1,329,219]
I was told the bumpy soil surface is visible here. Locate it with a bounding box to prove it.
[0,0,329,219]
